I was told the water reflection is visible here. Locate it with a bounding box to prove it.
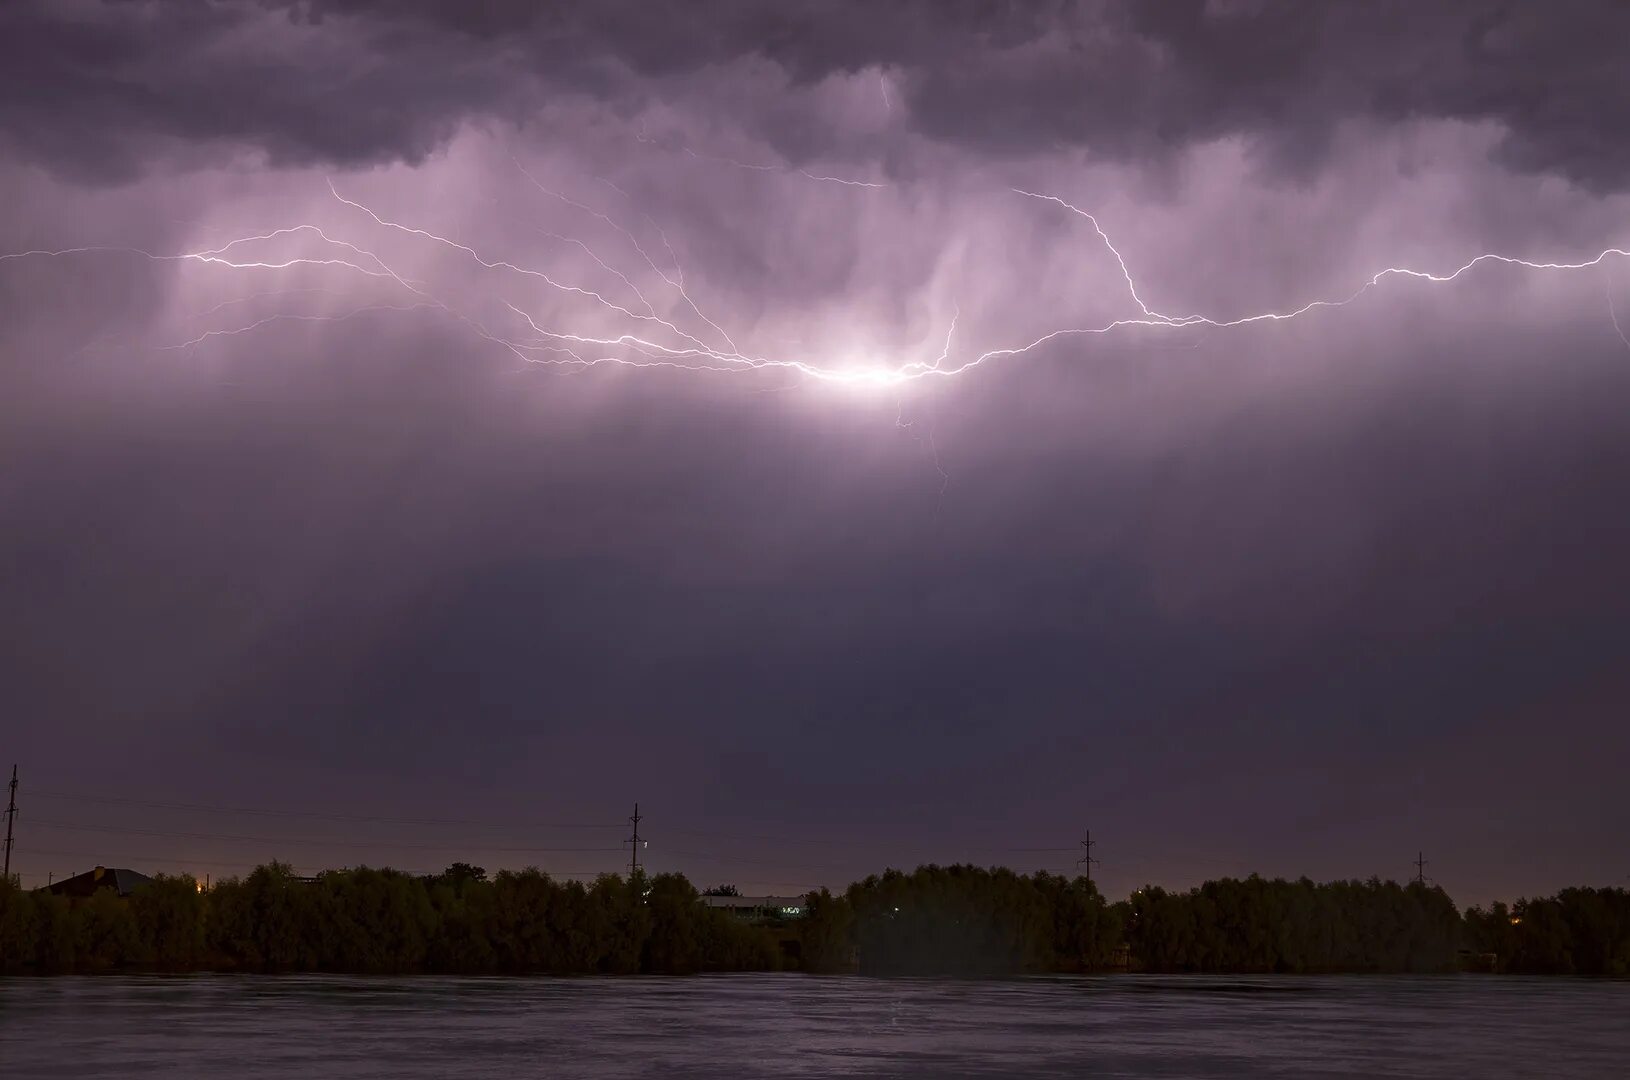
[2,974,1626,1078]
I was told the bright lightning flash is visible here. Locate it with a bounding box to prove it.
[4,168,1628,390]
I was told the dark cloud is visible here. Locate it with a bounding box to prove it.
[5,285,1630,900]
[903,0,1630,190]
[4,1,1630,905]
[0,0,518,181]
[7,1,1630,188]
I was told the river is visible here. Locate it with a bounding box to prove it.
[2,973,1625,1077]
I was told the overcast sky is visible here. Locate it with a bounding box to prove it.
[4,0,1629,903]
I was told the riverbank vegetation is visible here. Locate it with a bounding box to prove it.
[1,863,1624,976]
[0,864,778,975]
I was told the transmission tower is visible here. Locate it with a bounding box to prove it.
[1077,828,1099,885]
[627,803,644,878]
[3,765,16,886]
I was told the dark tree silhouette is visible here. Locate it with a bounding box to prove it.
[1,867,1623,977]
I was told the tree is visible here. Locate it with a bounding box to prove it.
[129,874,204,968]
[799,888,855,972]
[207,861,316,971]
[0,876,40,972]
[2,857,1620,978]
[431,863,488,893]
[644,873,704,973]
[76,888,140,970]
[845,864,1055,975]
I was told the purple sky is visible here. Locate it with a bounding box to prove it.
[3,1,1629,904]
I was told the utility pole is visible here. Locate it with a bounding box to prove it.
[627,803,644,879]
[3,765,16,887]
[1414,851,1428,886]
[1077,828,1098,885]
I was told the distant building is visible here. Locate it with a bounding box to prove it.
[42,865,154,899]
[700,894,808,920]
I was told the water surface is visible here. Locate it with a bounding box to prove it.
[2,974,1625,1078]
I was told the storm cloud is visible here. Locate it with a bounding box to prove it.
[8,1,1630,188]
[3,1,1629,905]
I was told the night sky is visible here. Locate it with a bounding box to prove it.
[4,1,1629,904]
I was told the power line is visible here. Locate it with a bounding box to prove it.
[18,846,614,881]
[26,819,1091,876]
[660,824,1085,855]
[660,826,874,847]
[659,847,1095,872]
[663,848,854,871]
[28,788,1087,856]
[27,789,623,831]
[23,848,362,876]
[18,785,1192,886]
[30,818,836,874]
[28,819,1040,879]
[28,819,627,854]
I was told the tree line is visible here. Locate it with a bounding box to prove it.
[799,867,1122,975]
[1462,889,1630,975]
[2,862,1625,976]
[0,863,779,974]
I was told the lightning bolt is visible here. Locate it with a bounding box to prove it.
[507,157,738,353]
[5,174,1629,393]
[678,147,887,190]
[1608,269,1630,353]
[159,302,437,350]
[189,287,337,317]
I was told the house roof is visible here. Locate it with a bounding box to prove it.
[700,894,808,910]
[42,865,155,898]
